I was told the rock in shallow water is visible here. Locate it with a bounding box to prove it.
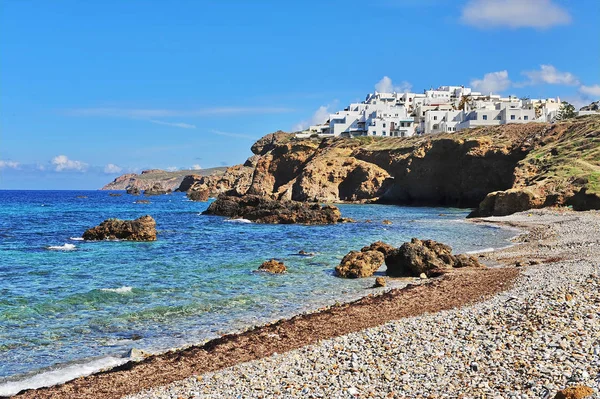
[202,194,344,224]
[256,259,287,274]
[82,215,157,241]
[335,250,384,278]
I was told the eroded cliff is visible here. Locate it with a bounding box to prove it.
[181,115,600,215]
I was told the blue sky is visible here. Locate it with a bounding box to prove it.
[1,0,599,189]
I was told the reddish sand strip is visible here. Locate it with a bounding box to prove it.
[13,267,518,399]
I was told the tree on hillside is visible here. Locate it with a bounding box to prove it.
[555,101,576,120]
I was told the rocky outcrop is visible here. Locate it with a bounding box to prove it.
[469,188,542,217]
[187,165,254,198]
[187,189,210,202]
[202,195,345,224]
[335,250,385,278]
[360,241,395,257]
[143,183,171,196]
[82,215,157,241]
[126,186,140,195]
[251,131,292,155]
[102,167,228,191]
[176,175,202,192]
[385,238,483,277]
[580,101,599,112]
[256,259,287,274]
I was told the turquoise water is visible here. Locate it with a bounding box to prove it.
[0,190,515,385]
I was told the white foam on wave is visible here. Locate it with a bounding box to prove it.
[465,247,494,254]
[225,218,252,224]
[47,243,76,251]
[69,237,84,241]
[100,286,133,294]
[0,356,127,397]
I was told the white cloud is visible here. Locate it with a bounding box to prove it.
[65,106,294,118]
[470,70,512,94]
[165,166,179,172]
[292,103,337,132]
[521,65,579,86]
[104,163,123,174]
[374,76,412,93]
[191,164,202,170]
[0,160,19,169]
[51,155,88,172]
[210,129,256,139]
[461,0,571,29]
[579,84,600,98]
[149,120,196,129]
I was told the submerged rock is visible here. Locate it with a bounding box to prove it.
[385,238,483,277]
[202,194,344,224]
[256,259,287,274]
[335,250,385,278]
[83,215,157,241]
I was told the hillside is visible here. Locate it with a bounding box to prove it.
[101,167,228,191]
[184,115,600,216]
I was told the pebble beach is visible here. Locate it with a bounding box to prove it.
[124,209,600,399]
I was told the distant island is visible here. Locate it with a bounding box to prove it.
[101,167,228,192]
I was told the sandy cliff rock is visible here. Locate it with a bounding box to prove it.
[102,167,227,191]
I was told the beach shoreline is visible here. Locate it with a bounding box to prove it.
[10,209,600,399]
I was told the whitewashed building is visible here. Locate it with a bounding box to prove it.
[299,84,562,138]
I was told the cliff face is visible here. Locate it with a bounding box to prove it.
[101,167,228,191]
[183,116,600,216]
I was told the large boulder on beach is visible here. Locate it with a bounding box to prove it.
[335,250,385,278]
[256,259,287,274]
[83,215,157,241]
[385,238,482,277]
[554,386,594,399]
[202,194,344,224]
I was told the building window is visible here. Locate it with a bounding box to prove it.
[372,131,376,135]
[382,132,386,136]
[511,115,516,120]
[483,115,488,120]
[524,115,529,120]
[433,116,437,120]
[383,123,386,128]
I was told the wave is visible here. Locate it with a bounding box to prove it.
[69,237,84,241]
[465,247,494,254]
[0,355,127,397]
[100,286,133,294]
[46,243,76,251]
[224,218,252,224]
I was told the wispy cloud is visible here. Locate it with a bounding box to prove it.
[461,0,571,29]
[210,129,256,139]
[191,164,202,170]
[470,70,512,94]
[104,163,123,174]
[375,76,412,93]
[51,155,88,172]
[520,65,580,86]
[579,84,600,98]
[64,106,294,118]
[0,160,20,169]
[149,120,196,129]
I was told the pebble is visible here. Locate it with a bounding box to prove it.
[124,210,600,399]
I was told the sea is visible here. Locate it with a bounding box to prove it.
[0,190,519,395]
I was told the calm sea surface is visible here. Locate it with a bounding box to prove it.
[0,190,516,392]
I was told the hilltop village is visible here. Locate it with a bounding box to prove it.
[299,85,594,138]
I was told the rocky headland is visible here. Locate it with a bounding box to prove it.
[175,116,600,217]
[102,167,227,192]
